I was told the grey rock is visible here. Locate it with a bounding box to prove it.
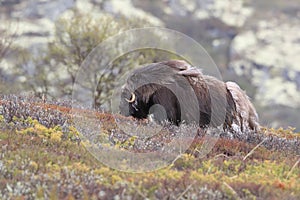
[230,16,300,108]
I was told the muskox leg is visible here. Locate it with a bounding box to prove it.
[150,87,181,125]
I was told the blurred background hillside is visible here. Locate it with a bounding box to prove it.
[0,0,299,131]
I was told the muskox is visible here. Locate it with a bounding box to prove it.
[120,60,259,132]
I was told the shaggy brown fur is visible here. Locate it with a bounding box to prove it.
[226,81,259,131]
[120,60,259,132]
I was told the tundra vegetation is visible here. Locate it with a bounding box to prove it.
[0,95,299,199]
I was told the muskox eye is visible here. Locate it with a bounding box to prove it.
[125,92,136,103]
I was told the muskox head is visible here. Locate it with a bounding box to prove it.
[119,60,200,126]
[120,60,259,132]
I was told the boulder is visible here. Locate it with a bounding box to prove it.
[230,16,300,108]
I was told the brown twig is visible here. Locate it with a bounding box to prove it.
[176,183,194,200]
[286,157,300,179]
[243,138,267,161]
[223,182,240,200]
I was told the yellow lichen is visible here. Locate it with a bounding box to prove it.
[0,115,4,122]
[29,161,39,172]
[50,131,63,142]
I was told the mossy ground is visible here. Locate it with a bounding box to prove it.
[0,98,299,199]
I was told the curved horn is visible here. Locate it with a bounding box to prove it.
[177,67,202,77]
[125,92,136,103]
